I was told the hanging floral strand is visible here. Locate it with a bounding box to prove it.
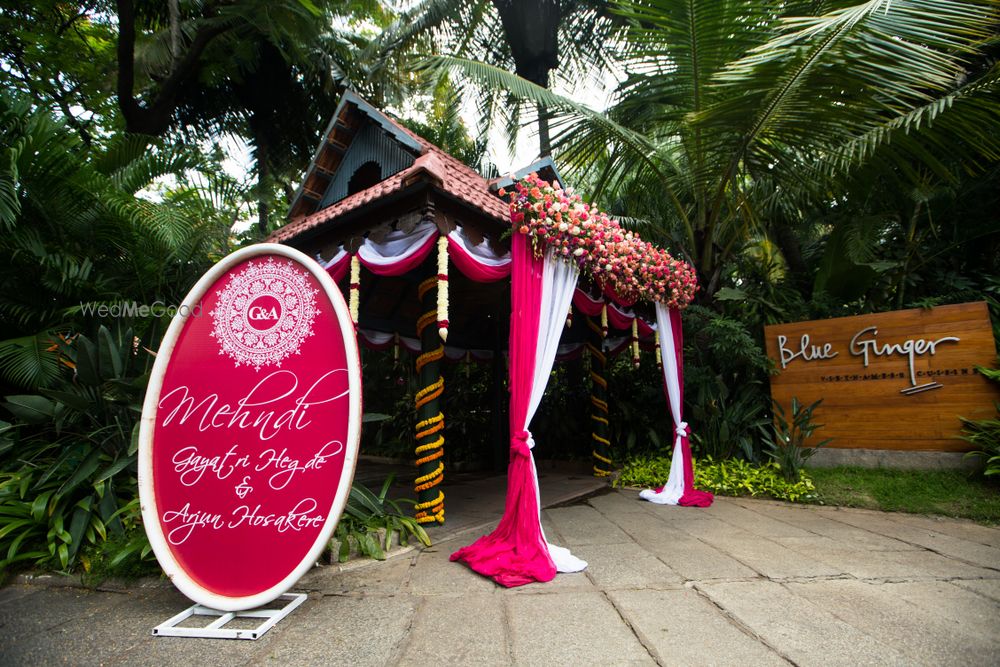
[654,330,662,371]
[631,319,640,369]
[436,236,449,342]
[348,255,361,325]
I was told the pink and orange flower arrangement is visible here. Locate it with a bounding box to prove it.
[499,173,697,309]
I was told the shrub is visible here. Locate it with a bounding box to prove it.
[759,397,830,482]
[614,455,817,502]
[332,475,431,563]
[961,364,1000,477]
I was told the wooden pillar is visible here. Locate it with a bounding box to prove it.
[413,273,445,524]
[586,314,613,477]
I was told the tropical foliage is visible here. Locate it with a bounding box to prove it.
[1,0,998,576]
[615,455,818,503]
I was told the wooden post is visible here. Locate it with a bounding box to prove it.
[586,314,613,477]
[413,273,445,524]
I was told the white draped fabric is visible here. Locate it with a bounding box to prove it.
[640,302,687,505]
[527,251,588,573]
[318,247,348,269]
[356,221,438,270]
[447,228,511,266]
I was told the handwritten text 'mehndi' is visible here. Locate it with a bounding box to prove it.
[157,369,348,440]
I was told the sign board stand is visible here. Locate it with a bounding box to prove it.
[152,593,307,640]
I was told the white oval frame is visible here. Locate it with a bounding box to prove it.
[138,243,362,612]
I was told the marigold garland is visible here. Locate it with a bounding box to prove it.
[414,274,445,523]
[586,316,613,478]
[414,490,445,523]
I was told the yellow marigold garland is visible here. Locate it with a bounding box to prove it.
[586,315,613,477]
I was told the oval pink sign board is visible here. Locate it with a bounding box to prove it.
[139,244,361,611]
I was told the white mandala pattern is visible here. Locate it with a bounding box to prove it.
[210,258,319,370]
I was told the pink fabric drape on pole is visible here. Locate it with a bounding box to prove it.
[666,307,713,507]
[450,233,557,586]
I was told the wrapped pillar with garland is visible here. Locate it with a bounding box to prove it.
[586,309,612,477]
[412,238,448,524]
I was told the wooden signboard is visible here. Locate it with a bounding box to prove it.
[764,302,998,451]
[139,244,362,611]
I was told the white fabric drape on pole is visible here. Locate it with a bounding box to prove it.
[526,251,587,573]
[640,302,686,505]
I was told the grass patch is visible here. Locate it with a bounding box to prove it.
[807,466,1000,525]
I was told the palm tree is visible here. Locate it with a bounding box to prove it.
[371,0,628,157]
[0,92,238,389]
[428,0,1000,300]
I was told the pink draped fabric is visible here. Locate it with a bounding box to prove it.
[324,253,351,283]
[572,288,604,316]
[604,283,636,307]
[446,234,511,282]
[656,308,714,507]
[357,231,439,277]
[607,303,636,331]
[450,233,557,586]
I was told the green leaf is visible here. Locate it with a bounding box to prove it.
[714,287,747,302]
[2,395,56,423]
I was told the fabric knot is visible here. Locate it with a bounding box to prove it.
[511,430,535,459]
[675,421,690,439]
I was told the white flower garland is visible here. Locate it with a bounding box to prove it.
[349,255,361,325]
[631,319,640,368]
[436,236,449,342]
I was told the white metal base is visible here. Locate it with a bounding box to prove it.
[152,593,307,640]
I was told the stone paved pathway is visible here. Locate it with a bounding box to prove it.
[2,491,999,666]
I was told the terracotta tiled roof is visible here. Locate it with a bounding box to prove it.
[269,110,507,244]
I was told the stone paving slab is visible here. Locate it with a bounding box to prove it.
[3,492,1000,666]
[697,579,912,666]
[823,510,1000,569]
[741,502,921,551]
[250,594,416,667]
[397,593,510,665]
[885,580,1000,638]
[570,542,683,590]
[778,538,999,580]
[544,505,633,546]
[608,588,789,666]
[785,579,998,666]
[595,510,760,581]
[506,591,653,665]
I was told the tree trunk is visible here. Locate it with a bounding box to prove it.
[770,218,811,297]
[492,0,560,158]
